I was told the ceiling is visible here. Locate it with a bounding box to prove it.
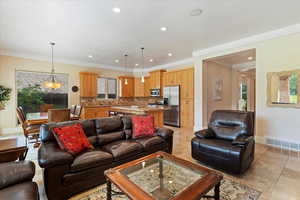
[1,0,300,70]
[207,49,256,67]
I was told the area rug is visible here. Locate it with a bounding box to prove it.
[69,178,261,200]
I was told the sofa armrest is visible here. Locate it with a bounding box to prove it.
[0,161,35,189]
[232,135,254,146]
[194,129,215,139]
[154,127,173,140]
[38,142,74,168]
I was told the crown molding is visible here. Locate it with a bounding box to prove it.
[193,23,300,57]
[133,57,194,73]
[0,49,130,72]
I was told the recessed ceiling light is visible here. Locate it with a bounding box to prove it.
[248,56,253,60]
[112,7,121,13]
[88,55,93,58]
[160,27,167,31]
[190,9,203,16]
[149,59,153,62]
[135,63,139,66]
[115,59,119,63]
[168,53,173,57]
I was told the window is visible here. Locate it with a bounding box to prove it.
[16,71,68,115]
[97,77,117,99]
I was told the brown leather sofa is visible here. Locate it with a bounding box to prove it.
[191,110,255,174]
[0,161,39,200]
[38,116,173,200]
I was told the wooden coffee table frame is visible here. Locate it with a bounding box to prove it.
[104,151,223,200]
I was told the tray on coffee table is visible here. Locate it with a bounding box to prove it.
[104,151,223,200]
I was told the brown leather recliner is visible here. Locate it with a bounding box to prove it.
[0,161,39,200]
[38,116,173,200]
[191,110,255,174]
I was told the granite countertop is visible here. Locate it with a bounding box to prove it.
[110,105,170,113]
[82,105,112,108]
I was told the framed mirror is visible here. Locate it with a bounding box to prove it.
[267,70,300,108]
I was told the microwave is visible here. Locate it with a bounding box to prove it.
[150,89,160,97]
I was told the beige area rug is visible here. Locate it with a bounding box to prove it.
[70,178,261,200]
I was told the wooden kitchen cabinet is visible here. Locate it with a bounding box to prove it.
[149,70,165,90]
[181,98,194,128]
[80,72,98,97]
[181,68,194,99]
[119,76,134,97]
[134,77,145,97]
[163,71,178,86]
[81,107,109,119]
[144,76,151,97]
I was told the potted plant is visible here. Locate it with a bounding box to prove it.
[0,85,12,110]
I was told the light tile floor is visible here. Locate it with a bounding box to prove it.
[3,126,300,200]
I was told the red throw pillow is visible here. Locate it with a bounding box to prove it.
[132,116,155,138]
[53,124,94,155]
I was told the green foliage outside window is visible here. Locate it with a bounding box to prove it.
[17,84,45,113]
[289,73,298,103]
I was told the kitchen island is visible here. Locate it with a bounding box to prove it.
[81,105,169,127]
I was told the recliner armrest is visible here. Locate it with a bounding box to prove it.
[195,129,215,139]
[0,161,35,189]
[38,142,74,168]
[232,135,254,146]
[154,127,173,140]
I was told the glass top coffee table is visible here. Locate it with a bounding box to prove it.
[104,151,223,200]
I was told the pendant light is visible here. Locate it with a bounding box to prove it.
[140,47,145,83]
[124,54,128,85]
[43,42,62,89]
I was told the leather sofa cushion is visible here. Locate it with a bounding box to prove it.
[70,151,113,173]
[40,119,96,143]
[208,110,252,141]
[121,116,132,130]
[210,125,245,141]
[0,182,39,200]
[97,131,124,146]
[102,141,143,160]
[135,136,165,151]
[194,138,242,160]
[95,117,123,134]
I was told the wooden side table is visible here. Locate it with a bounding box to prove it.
[0,137,28,163]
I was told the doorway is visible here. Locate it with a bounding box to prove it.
[202,49,256,126]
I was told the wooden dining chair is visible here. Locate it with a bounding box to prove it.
[71,105,82,120]
[48,108,71,122]
[40,104,54,112]
[16,107,40,148]
[70,105,77,115]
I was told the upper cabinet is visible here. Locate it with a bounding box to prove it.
[149,70,166,90]
[80,72,98,97]
[181,68,194,99]
[119,76,134,97]
[134,77,145,97]
[144,76,151,97]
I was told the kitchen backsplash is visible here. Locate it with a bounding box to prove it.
[80,97,163,106]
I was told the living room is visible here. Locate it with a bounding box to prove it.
[1,1,300,200]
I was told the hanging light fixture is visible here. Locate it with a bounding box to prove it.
[124,54,128,85]
[140,47,145,83]
[43,42,62,89]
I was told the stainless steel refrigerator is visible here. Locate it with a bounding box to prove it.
[163,86,180,127]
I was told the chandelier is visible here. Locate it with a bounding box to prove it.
[43,42,62,89]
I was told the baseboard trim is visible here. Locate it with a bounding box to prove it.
[255,136,300,152]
